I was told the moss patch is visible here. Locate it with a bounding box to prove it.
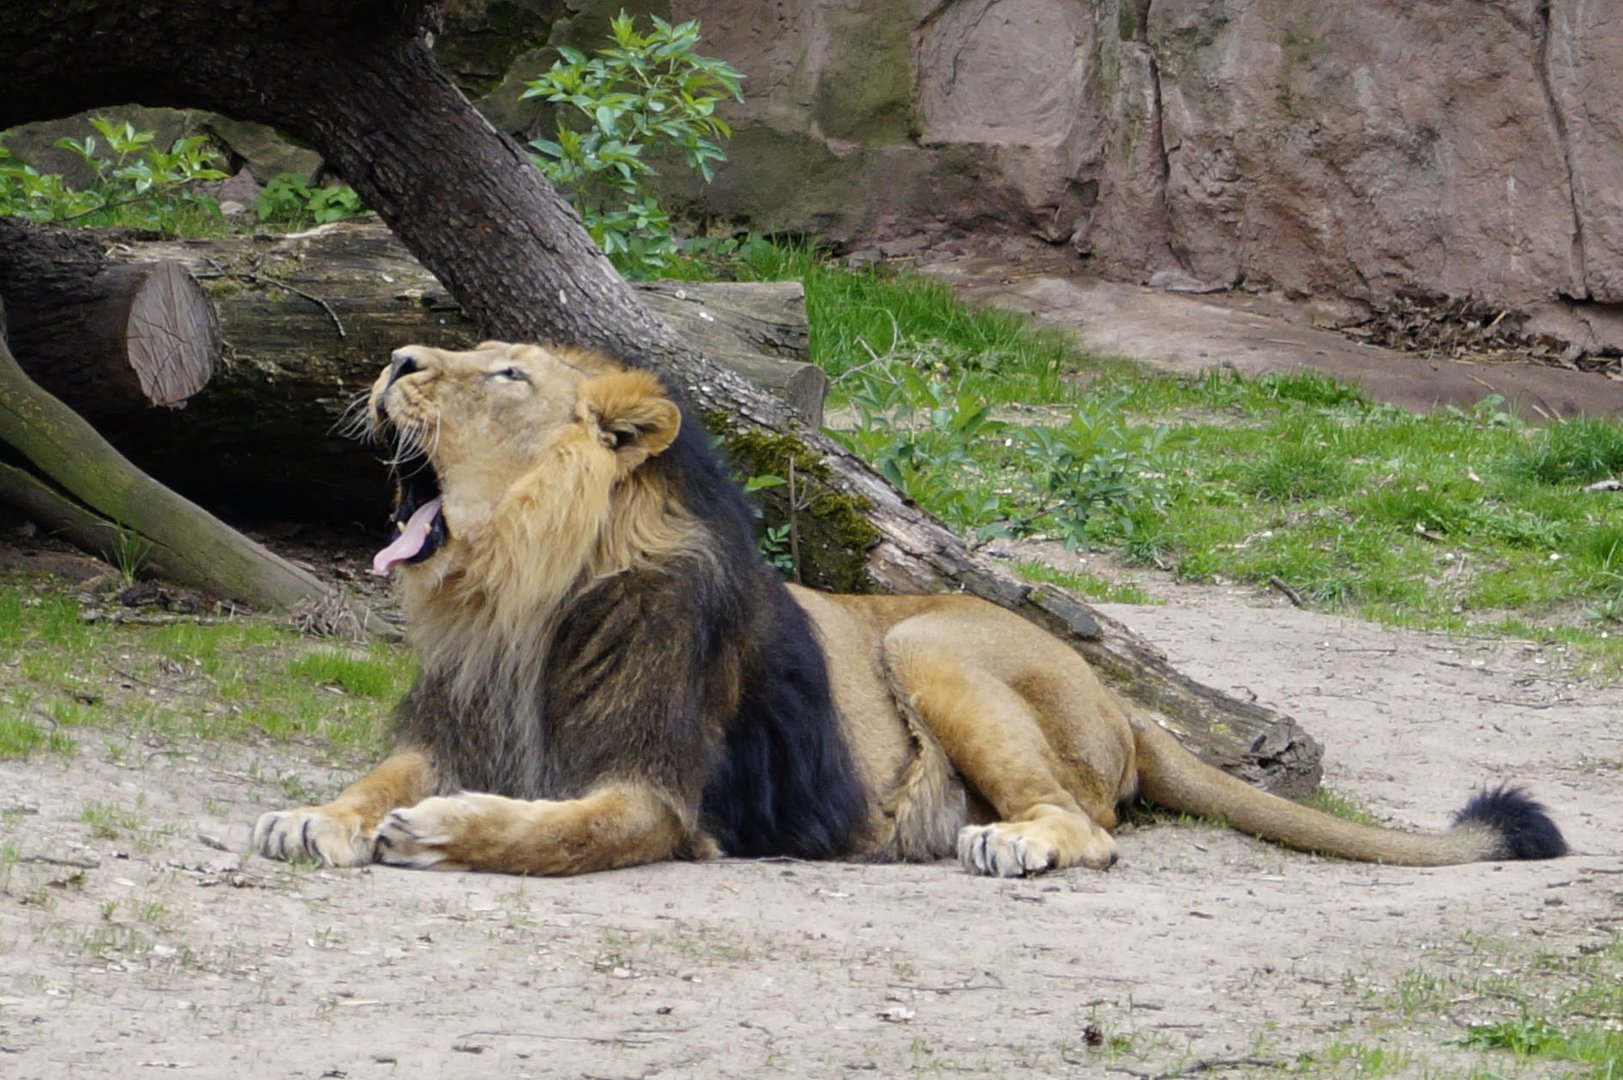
[811,2,915,144]
[713,422,881,593]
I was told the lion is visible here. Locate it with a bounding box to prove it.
[251,342,1567,876]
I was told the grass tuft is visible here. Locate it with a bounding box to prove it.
[1013,560,1157,605]
[1509,416,1623,485]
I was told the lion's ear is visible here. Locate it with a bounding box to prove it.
[579,371,681,466]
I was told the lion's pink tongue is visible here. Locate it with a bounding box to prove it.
[371,498,442,576]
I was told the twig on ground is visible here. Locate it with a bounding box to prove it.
[1105,1056,1289,1079]
[1267,575,1306,608]
[19,853,101,869]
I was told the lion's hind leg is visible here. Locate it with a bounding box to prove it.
[881,609,1125,876]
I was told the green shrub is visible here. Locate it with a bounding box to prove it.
[834,358,1174,549]
[0,116,225,230]
[522,11,743,277]
[255,173,369,227]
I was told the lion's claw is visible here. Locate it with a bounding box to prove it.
[956,819,1119,876]
[957,823,1057,877]
[251,807,372,867]
[374,796,476,870]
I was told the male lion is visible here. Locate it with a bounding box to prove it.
[252,342,1567,876]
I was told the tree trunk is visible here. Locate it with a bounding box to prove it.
[0,0,1323,795]
[633,279,825,422]
[0,219,824,518]
[0,221,218,421]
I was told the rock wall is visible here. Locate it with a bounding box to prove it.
[10,1,1622,347]
[661,0,1623,348]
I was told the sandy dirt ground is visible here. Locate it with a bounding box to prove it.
[1,556,1618,1079]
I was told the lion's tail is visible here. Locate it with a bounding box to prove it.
[1130,718,1567,865]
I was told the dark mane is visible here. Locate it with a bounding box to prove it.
[662,403,868,857]
[392,380,868,859]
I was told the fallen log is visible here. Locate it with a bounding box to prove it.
[635,280,824,422]
[0,219,824,519]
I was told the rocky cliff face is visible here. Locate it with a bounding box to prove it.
[664,0,1623,349]
[11,1,1617,347]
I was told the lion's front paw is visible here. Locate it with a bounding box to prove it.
[957,823,1058,877]
[374,793,510,871]
[957,819,1119,877]
[251,806,373,867]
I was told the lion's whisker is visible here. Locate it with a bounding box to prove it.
[332,389,375,441]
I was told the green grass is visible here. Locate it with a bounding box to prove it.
[730,241,1085,405]
[1286,937,1623,1078]
[1295,1041,1413,1077]
[1013,559,1156,605]
[1445,935,1623,1078]
[1301,787,1381,828]
[78,800,146,840]
[0,574,412,760]
[716,244,1623,671]
[0,710,76,759]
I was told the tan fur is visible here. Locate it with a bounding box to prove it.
[250,748,435,865]
[374,784,689,874]
[253,342,1543,875]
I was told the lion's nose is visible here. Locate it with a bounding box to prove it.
[386,349,421,388]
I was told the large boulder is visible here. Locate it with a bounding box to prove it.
[670,0,1623,349]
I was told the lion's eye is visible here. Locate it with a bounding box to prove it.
[491,366,529,383]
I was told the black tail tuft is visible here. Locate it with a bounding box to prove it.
[1452,784,1568,860]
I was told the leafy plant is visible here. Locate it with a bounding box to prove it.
[833,351,1175,549]
[0,117,226,230]
[255,173,369,227]
[110,524,151,586]
[1009,399,1177,546]
[743,473,796,576]
[522,11,743,276]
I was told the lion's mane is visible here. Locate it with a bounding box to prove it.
[387,349,868,858]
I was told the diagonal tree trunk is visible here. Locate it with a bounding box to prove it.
[0,0,1323,794]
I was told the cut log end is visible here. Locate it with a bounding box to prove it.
[101,261,217,409]
[123,261,218,407]
[0,220,221,421]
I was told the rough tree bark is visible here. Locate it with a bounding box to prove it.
[0,218,824,517]
[0,0,1323,794]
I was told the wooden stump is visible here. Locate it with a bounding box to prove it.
[0,222,219,422]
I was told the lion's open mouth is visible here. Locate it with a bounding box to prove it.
[370,429,448,576]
